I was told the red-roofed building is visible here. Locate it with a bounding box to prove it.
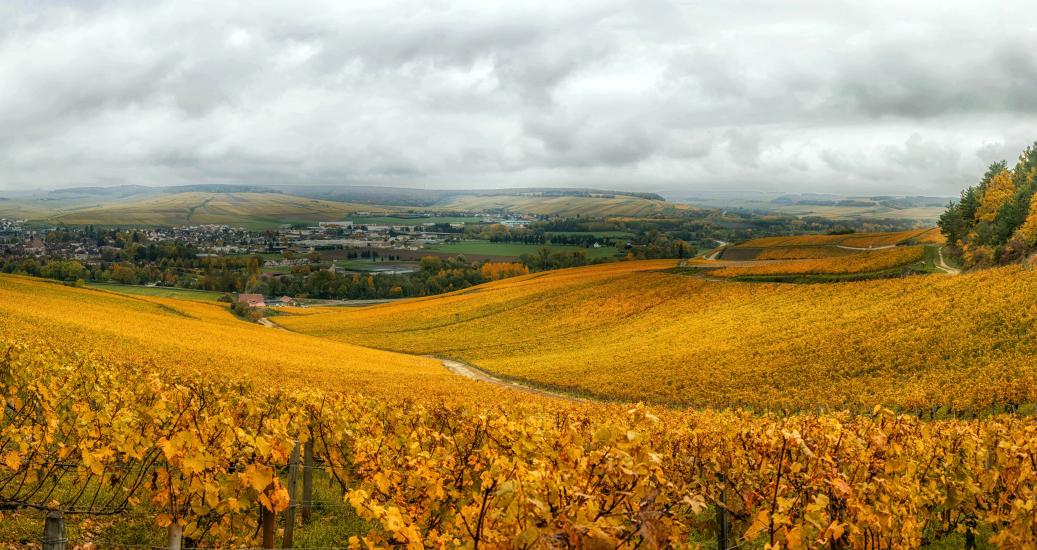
[237,293,266,307]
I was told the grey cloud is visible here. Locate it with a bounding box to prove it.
[1,0,1036,195]
[975,142,1015,165]
[883,134,961,172]
[723,129,762,168]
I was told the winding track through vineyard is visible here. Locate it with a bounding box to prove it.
[434,357,583,401]
[834,243,897,251]
[936,246,962,275]
[254,315,574,399]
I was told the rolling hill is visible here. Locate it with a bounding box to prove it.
[275,259,1037,412]
[432,193,669,217]
[3,185,674,225]
[4,260,1036,547]
[0,274,453,397]
[48,192,391,228]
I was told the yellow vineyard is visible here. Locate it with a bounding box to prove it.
[0,275,458,399]
[754,246,855,260]
[734,227,942,249]
[5,335,1037,548]
[4,264,1037,548]
[277,260,1037,412]
[709,245,926,277]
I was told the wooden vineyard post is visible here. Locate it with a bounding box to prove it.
[716,474,730,550]
[302,439,314,524]
[42,510,66,550]
[262,497,276,549]
[283,441,301,549]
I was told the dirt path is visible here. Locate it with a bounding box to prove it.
[255,315,584,401]
[935,247,961,275]
[834,244,897,251]
[257,317,285,329]
[705,240,728,260]
[433,357,585,402]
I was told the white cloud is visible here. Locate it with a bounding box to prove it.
[0,0,1035,195]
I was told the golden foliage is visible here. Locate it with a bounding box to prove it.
[4,339,1037,547]
[279,260,1037,412]
[710,246,925,277]
[1015,193,1037,246]
[5,262,1037,547]
[480,261,529,281]
[976,170,1016,223]
[754,247,854,260]
[0,274,454,398]
[735,229,935,249]
[910,227,947,244]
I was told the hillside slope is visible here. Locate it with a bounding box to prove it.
[277,261,1037,412]
[5,270,1035,548]
[49,192,389,228]
[434,193,669,217]
[0,274,454,397]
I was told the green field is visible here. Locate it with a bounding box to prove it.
[422,240,621,259]
[349,215,485,225]
[335,259,419,273]
[224,252,283,260]
[544,231,635,238]
[86,283,224,301]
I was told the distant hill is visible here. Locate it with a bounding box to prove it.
[4,184,675,224]
[49,192,392,228]
[277,185,446,207]
[164,184,282,195]
[48,185,157,199]
[771,194,949,209]
[680,192,951,222]
[277,185,665,207]
[431,193,668,217]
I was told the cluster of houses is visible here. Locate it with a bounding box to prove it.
[286,220,464,254]
[236,293,298,308]
[2,209,540,260]
[0,221,263,261]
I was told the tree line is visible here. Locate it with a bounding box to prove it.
[939,142,1037,267]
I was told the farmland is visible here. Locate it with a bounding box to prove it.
[348,214,485,225]
[545,230,636,238]
[421,239,621,259]
[5,260,1037,548]
[4,264,1037,547]
[705,245,928,279]
[0,223,1033,548]
[0,275,453,396]
[47,192,392,229]
[85,282,226,301]
[276,260,1037,412]
[730,227,942,250]
[433,193,669,217]
[704,228,945,280]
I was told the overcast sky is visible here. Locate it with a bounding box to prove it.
[1,0,1035,196]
